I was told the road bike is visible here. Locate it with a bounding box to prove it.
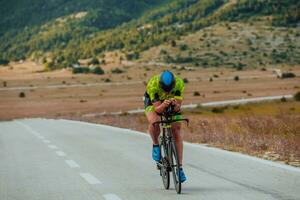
[153,106,189,194]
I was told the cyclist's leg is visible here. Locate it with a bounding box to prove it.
[144,92,160,145]
[146,111,162,162]
[146,111,160,145]
[171,122,183,165]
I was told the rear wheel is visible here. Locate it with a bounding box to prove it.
[170,137,181,194]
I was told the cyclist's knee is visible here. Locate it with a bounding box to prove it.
[146,111,160,124]
[172,123,181,132]
[149,121,160,132]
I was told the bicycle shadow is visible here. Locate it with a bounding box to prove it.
[179,186,237,195]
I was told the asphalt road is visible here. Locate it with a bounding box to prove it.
[1,119,300,200]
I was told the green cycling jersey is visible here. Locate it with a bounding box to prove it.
[145,75,185,113]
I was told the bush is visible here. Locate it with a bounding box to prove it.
[193,91,200,96]
[234,75,239,81]
[88,57,99,65]
[72,66,90,74]
[294,91,300,101]
[280,97,287,102]
[179,44,188,51]
[3,81,7,87]
[19,92,25,98]
[104,78,111,82]
[126,52,139,60]
[281,72,296,79]
[0,59,9,66]
[111,68,124,74]
[235,62,246,71]
[211,107,225,113]
[183,78,189,83]
[171,40,177,47]
[209,77,213,82]
[91,66,105,75]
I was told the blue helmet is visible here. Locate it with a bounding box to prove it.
[159,70,175,92]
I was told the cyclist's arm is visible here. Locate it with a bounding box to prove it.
[153,100,171,113]
[172,77,185,112]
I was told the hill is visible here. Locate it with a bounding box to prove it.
[0,0,299,69]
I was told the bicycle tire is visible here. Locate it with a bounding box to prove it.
[159,134,170,189]
[170,136,181,194]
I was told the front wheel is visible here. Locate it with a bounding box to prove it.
[170,138,181,194]
[160,136,170,190]
[161,157,170,189]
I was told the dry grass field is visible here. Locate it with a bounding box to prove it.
[1,61,299,120]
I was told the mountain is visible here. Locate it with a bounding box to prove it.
[0,0,299,69]
[0,0,166,34]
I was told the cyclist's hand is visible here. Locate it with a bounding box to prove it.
[170,98,177,105]
[163,99,172,107]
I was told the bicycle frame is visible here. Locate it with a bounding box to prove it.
[153,110,189,194]
[154,115,188,169]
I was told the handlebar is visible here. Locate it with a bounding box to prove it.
[152,118,189,126]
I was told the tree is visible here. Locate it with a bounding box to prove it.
[0,59,9,66]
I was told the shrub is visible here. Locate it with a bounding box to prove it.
[209,77,213,82]
[174,56,195,63]
[0,59,9,66]
[91,66,104,75]
[179,44,188,51]
[234,75,239,81]
[126,52,140,60]
[72,66,89,74]
[88,57,99,65]
[183,78,189,83]
[211,107,225,113]
[281,72,296,79]
[171,40,177,47]
[3,81,7,87]
[104,78,111,82]
[193,91,200,96]
[111,68,124,74]
[160,49,167,55]
[294,91,300,101]
[280,97,287,102]
[19,92,25,98]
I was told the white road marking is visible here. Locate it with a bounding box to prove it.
[80,173,101,185]
[43,140,51,143]
[65,160,80,168]
[48,145,58,149]
[55,151,67,157]
[16,121,43,137]
[103,194,122,200]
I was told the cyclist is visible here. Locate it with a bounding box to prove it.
[144,70,186,182]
